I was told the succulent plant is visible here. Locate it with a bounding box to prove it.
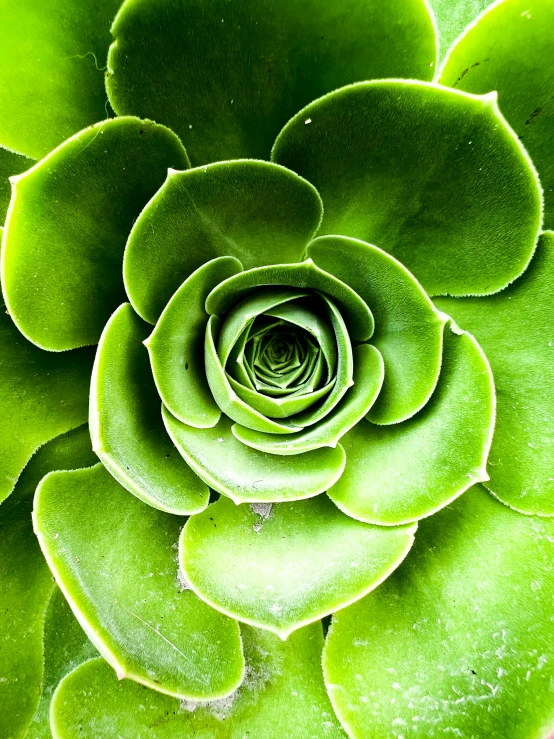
[1,0,553,737]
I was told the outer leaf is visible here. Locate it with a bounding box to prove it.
[0,425,97,739]
[0,0,121,159]
[124,161,323,324]
[163,411,346,504]
[1,117,189,351]
[0,147,33,222]
[0,308,94,505]
[180,495,416,638]
[323,485,554,738]
[51,623,345,738]
[107,0,436,165]
[33,463,244,700]
[436,231,554,515]
[307,235,446,424]
[429,0,491,62]
[25,588,97,739]
[272,80,542,297]
[439,0,554,228]
[90,303,209,515]
[233,344,384,455]
[328,323,495,525]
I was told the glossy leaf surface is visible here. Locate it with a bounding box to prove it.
[2,117,189,350]
[163,411,346,503]
[273,80,542,297]
[324,485,554,738]
[436,232,554,515]
[180,495,416,638]
[124,161,323,324]
[34,463,244,699]
[51,623,345,738]
[440,0,554,228]
[107,0,436,165]
[90,303,209,515]
[328,323,495,525]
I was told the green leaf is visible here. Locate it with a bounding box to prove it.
[0,147,33,223]
[233,344,384,455]
[436,231,554,515]
[25,588,97,739]
[146,257,243,429]
[180,495,416,638]
[272,80,542,297]
[51,623,345,738]
[328,322,495,525]
[124,161,323,324]
[429,0,491,62]
[0,425,97,739]
[1,117,189,351]
[439,0,554,229]
[206,260,374,342]
[163,412,346,504]
[307,235,447,424]
[0,309,94,505]
[0,0,121,159]
[33,463,244,700]
[106,0,436,165]
[323,485,554,738]
[90,303,209,515]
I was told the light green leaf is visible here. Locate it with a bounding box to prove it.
[0,147,33,223]
[124,161,323,324]
[0,309,94,505]
[0,0,121,159]
[328,323,495,525]
[90,303,209,515]
[233,344,384,455]
[146,257,243,429]
[272,79,542,297]
[51,623,345,738]
[323,485,554,738]
[436,231,554,515]
[0,425,97,739]
[307,235,447,424]
[180,495,416,638]
[1,117,189,351]
[429,0,491,62]
[439,0,554,228]
[107,0,436,165]
[25,588,97,739]
[163,412,346,504]
[33,463,244,700]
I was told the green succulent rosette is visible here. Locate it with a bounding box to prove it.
[1,1,554,737]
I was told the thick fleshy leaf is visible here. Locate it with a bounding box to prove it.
[436,231,554,515]
[124,161,323,324]
[90,303,209,515]
[429,0,491,62]
[163,411,346,504]
[107,0,436,165]
[234,344,384,455]
[33,463,244,700]
[0,147,33,222]
[26,588,97,739]
[323,485,554,738]
[0,309,94,505]
[146,257,242,429]
[206,260,374,341]
[440,0,554,228]
[328,323,495,525]
[51,623,345,738]
[0,425,96,739]
[272,80,542,297]
[0,0,121,159]
[1,117,189,351]
[180,495,416,638]
[307,236,446,424]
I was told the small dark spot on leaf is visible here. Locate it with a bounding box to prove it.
[185,362,189,370]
